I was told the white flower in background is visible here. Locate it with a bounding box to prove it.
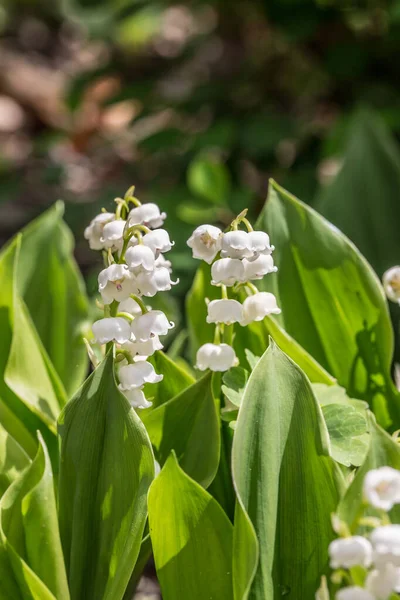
[206,299,243,325]
[382,266,400,304]
[366,564,400,600]
[98,264,137,304]
[196,343,238,372]
[155,254,172,272]
[370,525,400,568]
[118,297,143,316]
[125,245,155,272]
[123,388,152,409]
[122,337,163,358]
[92,317,131,344]
[242,254,277,280]
[328,536,372,569]
[221,231,253,259]
[248,231,274,256]
[131,310,174,342]
[128,203,166,229]
[336,587,375,600]
[187,225,222,264]
[143,229,174,255]
[363,467,400,511]
[211,258,245,286]
[100,220,126,250]
[136,268,178,297]
[240,292,281,326]
[84,212,115,250]
[118,361,163,390]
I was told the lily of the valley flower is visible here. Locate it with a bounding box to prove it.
[143,229,174,255]
[240,292,281,326]
[123,388,152,409]
[336,587,375,600]
[118,361,163,390]
[136,267,178,297]
[196,343,238,372]
[370,525,400,568]
[122,336,163,358]
[187,224,222,264]
[242,254,277,280]
[206,299,243,325]
[221,230,253,259]
[125,245,155,272]
[247,231,274,256]
[84,212,114,250]
[382,266,400,304]
[155,254,172,272]
[365,564,400,600]
[328,536,373,569]
[118,297,143,316]
[92,317,131,344]
[98,264,137,304]
[211,258,245,286]
[363,466,400,511]
[128,203,166,229]
[100,220,126,250]
[131,310,174,342]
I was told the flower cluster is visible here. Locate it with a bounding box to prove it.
[85,186,176,409]
[327,466,400,600]
[187,210,280,372]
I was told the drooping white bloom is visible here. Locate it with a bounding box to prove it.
[187,225,222,264]
[155,254,172,272]
[123,388,152,409]
[336,587,375,600]
[370,525,400,568]
[363,467,400,511]
[92,317,131,344]
[131,310,174,342]
[242,254,277,281]
[247,231,274,256]
[366,564,400,600]
[128,203,166,229]
[125,245,155,272]
[118,361,163,390]
[136,268,178,297]
[84,212,115,250]
[118,297,143,316]
[221,231,253,259]
[328,536,372,569]
[143,229,174,255]
[98,264,138,304]
[122,336,163,358]
[100,220,126,250]
[196,343,238,372]
[382,266,400,304]
[211,258,245,286]
[206,299,243,325]
[240,292,281,326]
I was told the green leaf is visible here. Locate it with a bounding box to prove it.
[142,371,220,488]
[148,452,233,600]
[322,404,369,467]
[257,180,400,427]
[222,367,249,407]
[0,424,30,498]
[232,500,259,600]
[144,350,195,409]
[187,154,231,205]
[0,434,69,600]
[232,341,343,599]
[58,350,154,600]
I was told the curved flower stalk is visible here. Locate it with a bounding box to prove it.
[326,466,400,600]
[85,185,176,408]
[187,209,280,372]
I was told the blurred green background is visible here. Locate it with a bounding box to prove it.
[1,0,400,306]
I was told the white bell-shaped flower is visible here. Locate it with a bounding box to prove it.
[123,388,152,409]
[196,343,238,372]
[122,336,163,358]
[155,254,172,272]
[366,564,400,600]
[247,231,274,256]
[240,292,281,326]
[125,245,155,272]
[220,231,253,259]
[131,310,174,342]
[383,266,400,304]
[242,254,277,280]
[128,203,166,229]
[336,587,375,600]
[211,258,244,286]
[143,229,174,255]
[118,297,143,316]
[84,212,115,250]
[363,466,400,511]
[370,525,400,568]
[100,220,126,250]
[98,264,138,304]
[206,299,243,325]
[118,361,163,390]
[92,317,131,344]
[136,267,178,297]
[328,536,372,569]
[187,225,222,264]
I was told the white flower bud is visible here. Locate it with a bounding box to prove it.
[366,564,400,600]
[328,536,372,569]
[371,525,400,568]
[142,229,174,255]
[242,254,277,280]
[383,266,400,304]
[118,361,163,390]
[128,203,166,229]
[125,245,155,272]
[122,336,163,358]
[118,297,143,316]
[211,258,245,286]
[187,225,223,264]
[155,254,172,272]
[84,212,115,250]
[221,231,253,259]
[122,388,152,409]
[240,292,281,326]
[136,267,178,297]
[98,264,138,304]
[206,299,243,325]
[363,467,400,511]
[336,587,375,600]
[131,310,174,342]
[100,220,126,250]
[92,317,131,344]
[196,343,238,372]
[247,231,274,256]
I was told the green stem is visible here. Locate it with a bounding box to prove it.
[246,282,259,295]
[214,325,221,344]
[130,294,148,314]
[116,312,134,322]
[116,349,134,364]
[221,285,228,299]
[241,217,253,232]
[224,324,234,346]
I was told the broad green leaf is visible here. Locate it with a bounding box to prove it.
[222,367,249,407]
[233,500,259,600]
[58,350,154,600]
[0,434,69,600]
[322,404,369,467]
[0,424,30,498]
[148,453,233,600]
[144,350,194,409]
[313,383,368,411]
[142,371,219,488]
[187,154,231,205]
[257,180,400,426]
[232,342,343,599]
